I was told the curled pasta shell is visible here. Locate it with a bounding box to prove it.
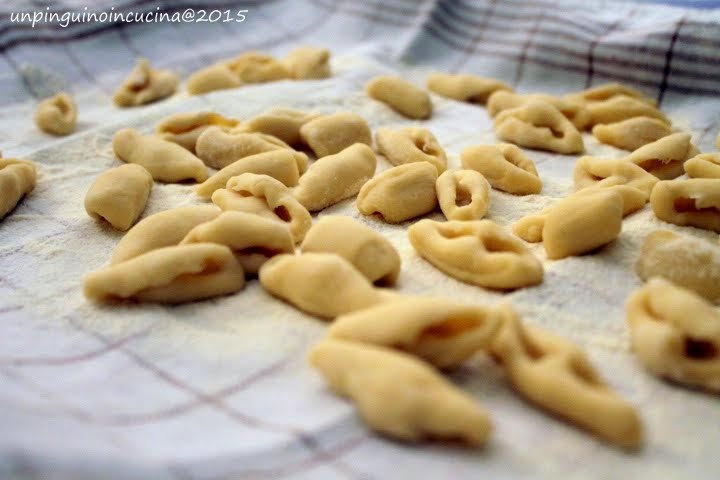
[487,91,590,130]
[650,178,720,233]
[494,100,584,154]
[181,211,293,275]
[195,127,290,170]
[84,243,245,303]
[111,205,221,264]
[375,127,447,174]
[591,116,672,151]
[626,277,720,392]
[196,150,307,199]
[112,128,208,183]
[626,133,698,180]
[113,58,178,107]
[426,72,512,104]
[293,143,376,212]
[435,169,491,221]
[684,153,720,179]
[329,296,502,368]
[461,143,541,195]
[491,304,643,449]
[34,92,77,135]
[259,253,393,319]
[155,111,240,153]
[309,339,492,446]
[300,216,400,285]
[635,230,720,303]
[0,159,37,220]
[225,173,312,243]
[409,219,543,289]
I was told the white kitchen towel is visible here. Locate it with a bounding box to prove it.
[1,1,720,479]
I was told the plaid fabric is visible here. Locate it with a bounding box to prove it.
[1,0,719,154]
[1,1,720,479]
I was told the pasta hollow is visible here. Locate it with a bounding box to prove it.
[155,111,240,153]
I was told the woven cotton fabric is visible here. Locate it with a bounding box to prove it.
[1,1,720,479]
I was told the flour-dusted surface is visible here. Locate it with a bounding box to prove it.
[2,52,720,479]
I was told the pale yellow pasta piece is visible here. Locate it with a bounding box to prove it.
[34,92,77,135]
[650,178,720,233]
[111,205,221,264]
[460,143,541,195]
[494,100,584,154]
[259,253,392,319]
[626,277,720,392]
[299,112,372,158]
[226,51,289,83]
[113,58,178,107]
[180,211,293,275]
[186,52,289,95]
[0,159,37,220]
[409,219,543,289]
[426,72,512,104]
[225,173,312,243]
[84,164,153,231]
[514,189,624,259]
[684,153,720,179]
[84,243,244,303]
[300,216,401,285]
[212,189,285,221]
[565,82,656,106]
[112,128,208,183]
[195,127,289,170]
[626,132,698,180]
[436,169,490,221]
[239,108,321,145]
[309,339,492,445]
[375,127,447,174]
[187,63,241,95]
[573,156,658,196]
[329,297,501,369]
[584,95,669,127]
[490,304,643,448]
[357,162,438,224]
[155,111,240,153]
[487,91,590,130]
[196,150,307,199]
[293,144,376,212]
[282,46,331,79]
[591,116,672,151]
[635,230,720,303]
[366,75,432,119]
